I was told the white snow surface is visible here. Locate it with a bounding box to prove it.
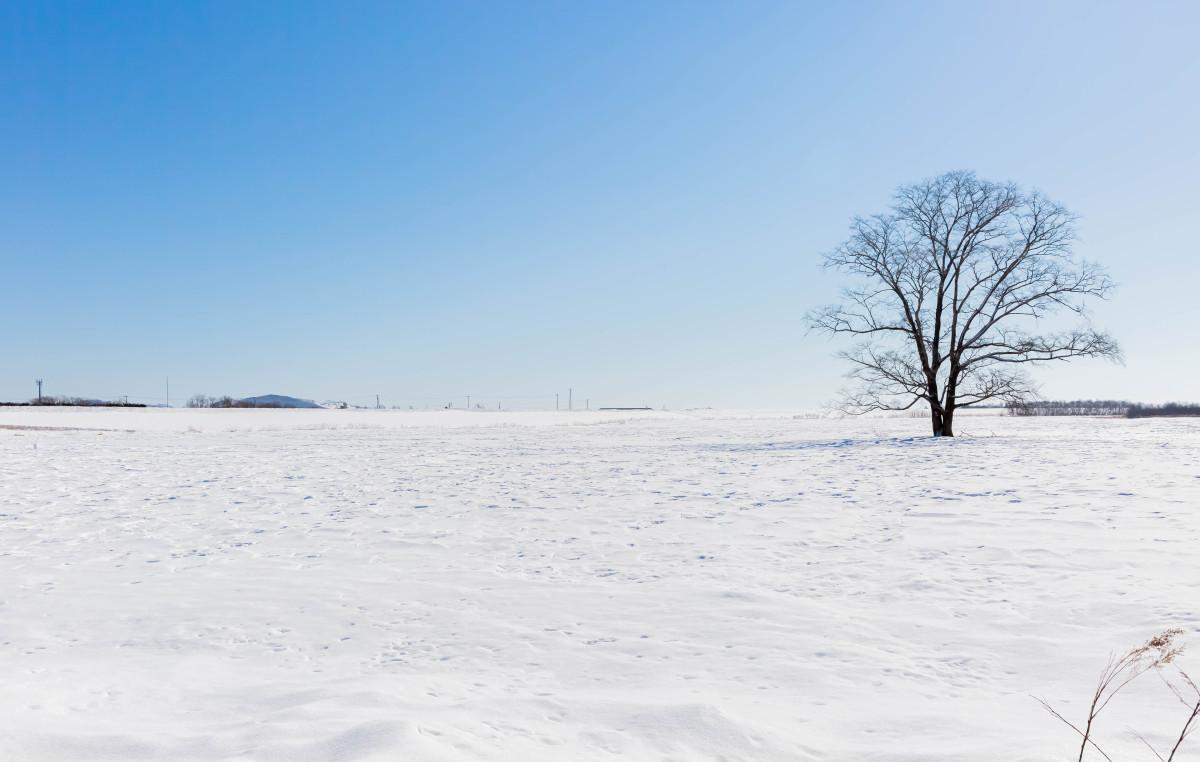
[1,408,1197,761]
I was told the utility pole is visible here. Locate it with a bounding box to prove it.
[376,394,381,409]
[569,388,572,411]
[166,376,169,408]
[555,393,559,411]
[35,378,43,403]
[586,399,589,410]
[466,394,471,410]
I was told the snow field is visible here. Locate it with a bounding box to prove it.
[1,409,1197,761]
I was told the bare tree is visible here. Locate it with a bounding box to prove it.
[809,171,1119,436]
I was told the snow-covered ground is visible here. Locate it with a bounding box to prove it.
[1,408,1197,761]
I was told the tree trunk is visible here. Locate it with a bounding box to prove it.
[940,363,959,438]
[929,402,955,437]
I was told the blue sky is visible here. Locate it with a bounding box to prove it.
[3,1,1197,408]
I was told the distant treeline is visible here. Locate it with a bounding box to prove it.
[186,395,283,408]
[1126,403,1200,418]
[1006,400,1130,417]
[0,396,147,407]
[1006,400,1200,418]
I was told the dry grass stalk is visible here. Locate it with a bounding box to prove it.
[1037,629,1186,762]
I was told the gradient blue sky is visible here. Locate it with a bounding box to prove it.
[3,1,1197,408]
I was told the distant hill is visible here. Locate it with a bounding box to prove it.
[240,394,323,409]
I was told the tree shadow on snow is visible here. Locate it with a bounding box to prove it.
[700,436,961,452]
